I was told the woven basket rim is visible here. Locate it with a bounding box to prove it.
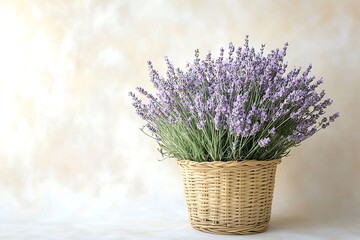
[177,158,281,167]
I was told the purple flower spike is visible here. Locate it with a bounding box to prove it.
[258,138,271,148]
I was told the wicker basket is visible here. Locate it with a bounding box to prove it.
[177,159,281,235]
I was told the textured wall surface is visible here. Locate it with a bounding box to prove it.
[0,0,359,238]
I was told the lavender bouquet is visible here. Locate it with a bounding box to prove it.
[129,36,339,162]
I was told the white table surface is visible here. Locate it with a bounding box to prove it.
[1,208,359,240]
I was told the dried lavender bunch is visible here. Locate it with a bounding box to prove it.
[129,36,339,162]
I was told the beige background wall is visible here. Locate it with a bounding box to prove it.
[0,0,359,231]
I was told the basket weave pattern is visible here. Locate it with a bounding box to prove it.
[177,159,281,235]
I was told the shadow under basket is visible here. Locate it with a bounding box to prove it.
[177,159,281,235]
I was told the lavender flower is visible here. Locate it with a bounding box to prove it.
[129,36,339,162]
[258,138,271,148]
[269,127,276,136]
[330,112,340,122]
